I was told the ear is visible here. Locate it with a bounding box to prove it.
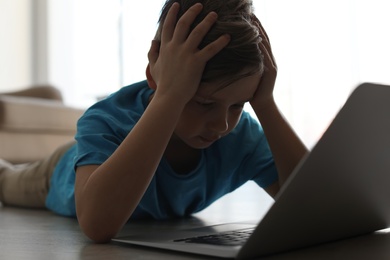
[145,64,157,90]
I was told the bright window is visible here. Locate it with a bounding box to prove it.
[56,0,390,148]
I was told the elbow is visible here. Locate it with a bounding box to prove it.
[79,219,118,243]
[77,212,121,243]
[86,230,115,244]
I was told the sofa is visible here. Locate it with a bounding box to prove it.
[0,88,84,163]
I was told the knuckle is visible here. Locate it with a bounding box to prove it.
[176,18,191,29]
[203,43,217,54]
[189,27,203,39]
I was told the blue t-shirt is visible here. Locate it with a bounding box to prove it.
[46,80,278,218]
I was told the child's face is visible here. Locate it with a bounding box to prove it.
[172,72,261,149]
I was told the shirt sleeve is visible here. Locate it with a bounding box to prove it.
[75,108,127,168]
[74,89,141,169]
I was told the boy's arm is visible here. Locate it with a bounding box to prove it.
[253,99,308,197]
[75,96,186,243]
[250,18,308,197]
[75,3,230,243]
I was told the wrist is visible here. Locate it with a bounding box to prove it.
[149,91,188,115]
[250,95,276,115]
[152,88,190,110]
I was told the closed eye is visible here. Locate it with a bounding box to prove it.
[231,103,245,109]
[196,101,214,107]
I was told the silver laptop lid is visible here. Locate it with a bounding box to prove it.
[238,82,390,259]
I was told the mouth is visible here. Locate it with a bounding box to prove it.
[199,135,220,144]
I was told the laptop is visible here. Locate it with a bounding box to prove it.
[112,82,390,259]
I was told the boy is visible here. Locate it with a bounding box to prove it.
[0,0,307,243]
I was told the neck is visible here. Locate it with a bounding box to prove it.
[164,135,201,175]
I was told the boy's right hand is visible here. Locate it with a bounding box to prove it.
[147,3,230,106]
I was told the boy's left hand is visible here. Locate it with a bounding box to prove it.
[250,18,278,111]
[248,16,308,196]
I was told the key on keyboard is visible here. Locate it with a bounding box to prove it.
[173,228,254,246]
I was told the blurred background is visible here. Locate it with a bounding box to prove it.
[1,0,389,148]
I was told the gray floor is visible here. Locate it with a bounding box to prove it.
[1,182,390,259]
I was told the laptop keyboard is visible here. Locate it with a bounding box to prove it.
[173,228,255,246]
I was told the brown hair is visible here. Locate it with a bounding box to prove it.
[156,0,263,87]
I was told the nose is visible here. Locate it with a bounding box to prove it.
[207,108,229,134]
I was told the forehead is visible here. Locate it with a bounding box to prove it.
[196,72,261,102]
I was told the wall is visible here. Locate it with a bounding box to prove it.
[0,0,32,91]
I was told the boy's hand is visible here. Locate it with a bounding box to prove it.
[250,17,278,111]
[148,3,230,105]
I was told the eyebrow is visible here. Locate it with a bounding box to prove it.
[239,97,253,103]
[194,95,252,104]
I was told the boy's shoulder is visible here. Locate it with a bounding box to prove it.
[85,80,152,112]
[108,80,152,105]
[217,111,265,149]
[78,80,152,129]
[233,111,263,135]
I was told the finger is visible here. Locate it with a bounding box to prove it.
[186,11,218,49]
[259,36,272,62]
[172,3,203,42]
[161,2,180,43]
[250,14,273,55]
[250,15,275,67]
[147,40,160,65]
[254,22,271,54]
[199,34,231,61]
[259,25,270,44]
[251,14,270,43]
[259,39,276,70]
